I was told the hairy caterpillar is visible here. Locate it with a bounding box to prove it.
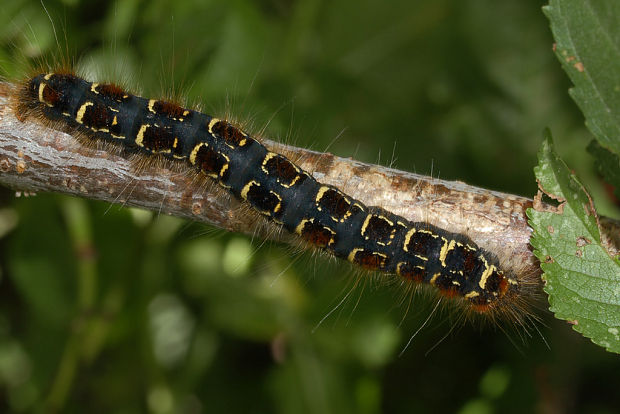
[10,71,533,319]
[7,4,620,414]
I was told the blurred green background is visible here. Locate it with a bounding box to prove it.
[0,0,619,413]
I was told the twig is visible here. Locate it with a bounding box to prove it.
[0,81,618,277]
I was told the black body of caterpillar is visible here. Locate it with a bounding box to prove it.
[18,72,520,312]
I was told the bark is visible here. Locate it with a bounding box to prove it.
[0,81,618,277]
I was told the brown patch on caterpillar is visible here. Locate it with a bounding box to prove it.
[148,99,190,120]
[295,219,336,248]
[240,180,283,219]
[77,101,120,136]
[209,118,252,148]
[91,83,130,102]
[348,248,389,271]
[135,124,177,154]
[315,186,364,223]
[437,284,461,299]
[261,152,308,188]
[190,143,230,180]
[396,262,425,283]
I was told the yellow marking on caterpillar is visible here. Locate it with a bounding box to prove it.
[478,261,497,290]
[429,273,441,285]
[135,124,148,147]
[90,83,99,94]
[240,180,259,201]
[361,215,372,238]
[403,228,416,253]
[44,73,53,80]
[315,186,330,204]
[173,137,179,148]
[219,154,231,178]
[148,99,157,113]
[284,175,302,188]
[207,118,220,134]
[38,83,53,107]
[295,219,311,235]
[347,248,364,263]
[464,291,480,299]
[262,153,281,170]
[272,193,283,213]
[75,102,93,124]
[189,143,205,165]
[439,238,455,267]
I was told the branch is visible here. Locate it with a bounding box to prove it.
[1,81,618,277]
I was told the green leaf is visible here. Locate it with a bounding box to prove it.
[528,132,620,354]
[588,139,620,201]
[543,0,620,156]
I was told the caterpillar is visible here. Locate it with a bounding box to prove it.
[11,71,527,317]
